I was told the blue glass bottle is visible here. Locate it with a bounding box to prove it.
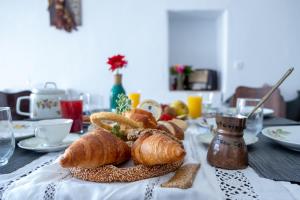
[110,74,126,111]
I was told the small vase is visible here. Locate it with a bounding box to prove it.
[176,74,184,90]
[183,75,190,90]
[110,74,126,111]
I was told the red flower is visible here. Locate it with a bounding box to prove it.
[175,64,185,74]
[159,113,174,121]
[107,54,127,72]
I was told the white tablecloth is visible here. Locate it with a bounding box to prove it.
[1,125,300,200]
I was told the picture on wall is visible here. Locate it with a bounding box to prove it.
[48,0,81,32]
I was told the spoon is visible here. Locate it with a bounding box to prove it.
[247,67,294,118]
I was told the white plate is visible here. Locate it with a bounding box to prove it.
[12,121,35,140]
[226,107,274,117]
[197,133,258,146]
[18,133,80,153]
[192,118,217,128]
[262,126,300,151]
[263,108,275,117]
[0,121,35,140]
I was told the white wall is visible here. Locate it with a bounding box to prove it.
[216,11,228,95]
[169,11,219,68]
[0,0,299,108]
[226,0,300,100]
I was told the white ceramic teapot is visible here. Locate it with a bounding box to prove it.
[16,82,66,119]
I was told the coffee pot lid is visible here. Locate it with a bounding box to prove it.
[32,82,65,95]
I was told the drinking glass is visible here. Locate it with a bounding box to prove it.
[187,96,202,119]
[203,92,214,109]
[236,98,263,135]
[79,93,91,115]
[87,94,104,113]
[0,107,15,167]
[128,93,141,109]
[202,92,221,117]
[60,99,83,133]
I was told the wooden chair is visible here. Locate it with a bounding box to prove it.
[229,85,286,117]
[286,91,300,121]
[0,91,31,120]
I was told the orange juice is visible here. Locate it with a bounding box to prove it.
[187,96,202,119]
[128,93,141,109]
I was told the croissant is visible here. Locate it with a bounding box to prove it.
[157,121,184,140]
[124,109,157,129]
[131,129,185,166]
[60,129,131,168]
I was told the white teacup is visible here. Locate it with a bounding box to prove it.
[34,119,73,146]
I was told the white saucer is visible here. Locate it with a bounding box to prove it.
[262,126,300,151]
[18,133,80,152]
[197,133,258,146]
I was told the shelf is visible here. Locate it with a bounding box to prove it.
[169,90,220,92]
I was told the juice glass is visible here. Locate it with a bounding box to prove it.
[187,96,202,119]
[60,99,83,133]
[128,93,141,109]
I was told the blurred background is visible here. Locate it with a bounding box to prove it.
[0,0,299,108]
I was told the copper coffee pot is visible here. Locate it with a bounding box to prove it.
[207,67,294,170]
[207,115,248,170]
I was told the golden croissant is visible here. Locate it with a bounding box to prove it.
[60,129,131,168]
[131,129,185,166]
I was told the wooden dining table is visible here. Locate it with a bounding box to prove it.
[0,117,298,175]
[0,117,300,200]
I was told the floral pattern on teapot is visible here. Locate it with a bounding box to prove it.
[36,99,58,109]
